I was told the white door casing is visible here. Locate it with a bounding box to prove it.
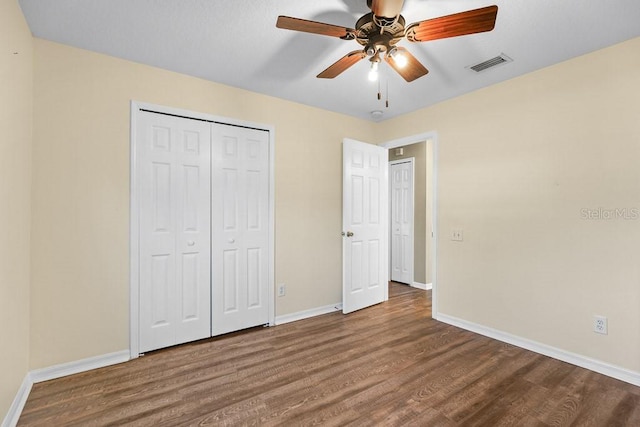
[211,124,270,335]
[342,138,389,314]
[390,159,414,285]
[137,111,212,353]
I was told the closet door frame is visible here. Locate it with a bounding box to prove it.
[129,101,275,358]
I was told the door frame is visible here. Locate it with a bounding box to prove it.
[381,132,439,319]
[129,101,276,358]
[389,157,415,286]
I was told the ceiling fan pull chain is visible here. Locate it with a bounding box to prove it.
[386,79,389,108]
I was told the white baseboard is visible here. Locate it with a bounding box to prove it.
[29,350,130,384]
[275,303,342,325]
[411,282,432,290]
[2,350,129,427]
[2,374,33,427]
[437,313,640,387]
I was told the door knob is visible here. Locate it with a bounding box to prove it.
[187,240,195,246]
[228,238,235,243]
[346,231,354,237]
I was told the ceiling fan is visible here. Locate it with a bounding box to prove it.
[276,0,498,82]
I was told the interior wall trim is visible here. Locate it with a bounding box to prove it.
[437,313,640,387]
[30,350,130,384]
[411,282,431,290]
[2,350,129,427]
[2,374,32,427]
[275,303,342,326]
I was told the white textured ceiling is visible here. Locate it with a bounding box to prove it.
[18,0,640,121]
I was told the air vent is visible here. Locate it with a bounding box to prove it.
[468,53,512,73]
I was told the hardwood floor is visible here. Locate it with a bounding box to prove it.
[19,283,640,426]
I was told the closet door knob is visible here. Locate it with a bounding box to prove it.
[187,241,195,246]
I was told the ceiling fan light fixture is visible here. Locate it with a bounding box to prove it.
[388,47,407,68]
[394,53,407,68]
[368,60,379,81]
[368,54,381,81]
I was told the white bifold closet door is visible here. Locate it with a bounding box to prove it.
[137,111,212,353]
[211,124,270,336]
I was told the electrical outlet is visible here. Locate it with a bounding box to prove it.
[593,315,608,335]
[451,229,464,241]
[277,283,286,297]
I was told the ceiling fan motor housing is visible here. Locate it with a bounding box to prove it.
[355,13,405,55]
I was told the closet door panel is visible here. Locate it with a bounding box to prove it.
[138,112,211,353]
[212,124,269,336]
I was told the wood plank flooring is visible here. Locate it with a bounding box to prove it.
[19,283,640,426]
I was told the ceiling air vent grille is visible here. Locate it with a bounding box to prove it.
[468,53,512,72]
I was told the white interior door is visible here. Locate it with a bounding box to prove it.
[211,123,270,335]
[342,138,389,314]
[138,111,211,353]
[390,159,414,284]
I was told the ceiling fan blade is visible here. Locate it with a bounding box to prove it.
[385,47,428,82]
[369,0,405,18]
[317,50,366,79]
[276,16,355,39]
[406,5,498,42]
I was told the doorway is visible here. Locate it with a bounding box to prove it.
[382,133,438,317]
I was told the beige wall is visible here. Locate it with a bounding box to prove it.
[30,39,376,369]
[389,142,430,284]
[379,37,640,372]
[0,0,32,417]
